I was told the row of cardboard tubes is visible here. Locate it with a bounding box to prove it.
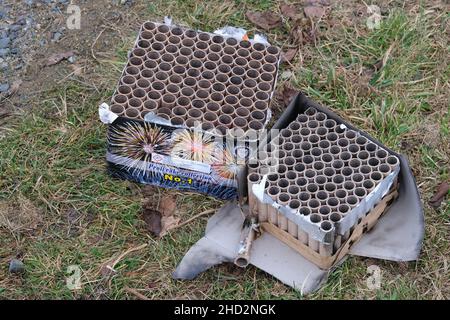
[243,108,400,261]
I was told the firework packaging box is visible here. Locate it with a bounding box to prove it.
[173,92,424,294]
[99,21,281,200]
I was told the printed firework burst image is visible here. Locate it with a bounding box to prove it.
[212,144,242,180]
[171,129,217,164]
[108,120,171,170]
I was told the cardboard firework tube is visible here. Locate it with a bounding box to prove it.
[191,99,206,111]
[248,173,261,217]
[185,69,200,80]
[203,61,217,73]
[132,88,146,100]
[174,55,189,66]
[219,102,235,114]
[357,150,370,162]
[232,117,248,130]
[327,197,339,211]
[363,178,376,193]
[125,66,140,77]
[136,79,151,92]
[316,190,329,205]
[262,63,276,74]
[277,176,289,192]
[161,94,176,108]
[218,114,232,127]
[187,108,202,120]
[287,199,300,238]
[285,170,297,182]
[131,48,146,59]
[319,221,334,257]
[229,76,243,88]
[120,75,136,88]
[138,34,152,45]
[218,64,231,76]
[308,214,321,252]
[125,107,140,119]
[308,198,321,214]
[225,37,238,47]
[197,32,211,43]
[352,172,364,187]
[204,111,218,125]
[206,102,220,113]
[234,57,247,68]
[226,84,240,96]
[143,21,156,32]
[254,101,268,112]
[151,81,165,94]
[143,100,158,112]
[157,107,171,117]
[359,164,372,178]
[172,106,187,119]
[378,163,391,177]
[110,104,125,116]
[140,69,154,80]
[146,51,160,62]
[113,94,128,106]
[248,162,259,174]
[157,24,170,34]
[294,163,306,174]
[181,38,195,48]
[169,116,183,126]
[267,187,280,223]
[129,56,143,69]
[346,195,359,208]
[385,155,399,170]
[195,89,209,100]
[151,41,165,53]
[221,54,234,65]
[298,191,310,206]
[201,122,214,131]
[176,96,191,109]
[128,97,143,110]
[376,148,388,160]
[210,92,224,104]
[172,65,186,77]
[234,217,256,268]
[147,91,162,106]
[235,107,250,118]
[304,169,316,183]
[335,189,347,202]
[248,120,263,131]
[264,54,277,65]
[276,193,290,231]
[341,167,353,179]
[165,84,179,97]
[179,47,193,59]
[180,87,195,100]
[212,82,226,94]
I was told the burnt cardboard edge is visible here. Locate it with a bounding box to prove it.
[272,92,424,258]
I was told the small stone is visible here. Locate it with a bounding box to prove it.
[9,259,24,274]
[67,55,76,63]
[0,37,8,49]
[0,48,10,57]
[52,31,63,42]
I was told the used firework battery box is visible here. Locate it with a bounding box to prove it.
[100,21,281,199]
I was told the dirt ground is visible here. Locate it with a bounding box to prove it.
[0,0,449,299]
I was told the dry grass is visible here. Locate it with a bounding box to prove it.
[0,0,448,299]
